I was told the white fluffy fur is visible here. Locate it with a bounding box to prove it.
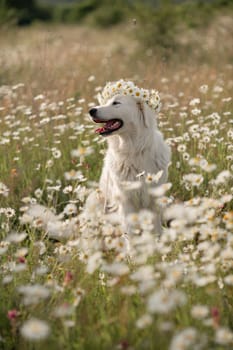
[90,94,171,234]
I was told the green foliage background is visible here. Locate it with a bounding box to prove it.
[1,0,233,58]
[0,0,232,63]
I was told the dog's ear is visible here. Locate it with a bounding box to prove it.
[137,101,148,128]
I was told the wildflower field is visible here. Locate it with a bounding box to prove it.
[0,20,233,350]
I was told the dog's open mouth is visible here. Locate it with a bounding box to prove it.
[93,118,123,135]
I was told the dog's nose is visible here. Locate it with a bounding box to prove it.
[89,108,97,117]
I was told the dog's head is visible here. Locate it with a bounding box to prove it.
[89,94,156,137]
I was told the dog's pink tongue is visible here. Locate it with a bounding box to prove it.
[95,126,105,134]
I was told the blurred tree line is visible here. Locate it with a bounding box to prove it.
[0,0,51,25]
[1,0,232,27]
[0,0,232,58]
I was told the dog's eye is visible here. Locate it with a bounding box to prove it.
[112,101,121,106]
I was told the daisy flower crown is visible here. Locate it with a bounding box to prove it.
[97,79,161,112]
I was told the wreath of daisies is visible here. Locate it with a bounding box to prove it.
[97,79,161,112]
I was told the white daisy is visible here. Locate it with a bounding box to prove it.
[20,318,50,341]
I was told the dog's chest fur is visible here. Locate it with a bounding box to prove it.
[99,139,166,215]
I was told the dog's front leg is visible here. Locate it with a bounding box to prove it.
[119,193,163,236]
[118,191,143,234]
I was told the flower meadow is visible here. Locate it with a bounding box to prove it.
[0,25,233,350]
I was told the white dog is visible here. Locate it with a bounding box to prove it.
[88,82,170,234]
